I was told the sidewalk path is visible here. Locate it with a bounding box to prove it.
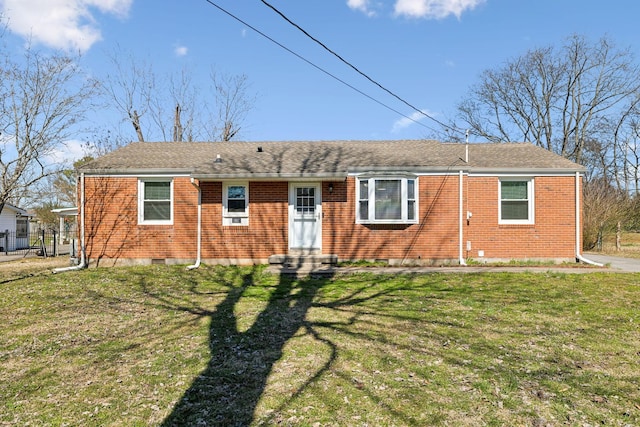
[268,254,640,276]
[581,253,640,272]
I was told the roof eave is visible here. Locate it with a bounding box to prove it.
[348,166,470,174]
[3,204,29,215]
[192,172,349,180]
[469,166,586,174]
[79,168,194,176]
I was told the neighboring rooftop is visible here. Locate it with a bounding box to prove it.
[78,140,585,178]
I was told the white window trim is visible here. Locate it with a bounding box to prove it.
[223,182,249,226]
[138,178,174,225]
[498,177,535,225]
[356,176,418,224]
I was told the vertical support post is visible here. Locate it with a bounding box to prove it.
[59,216,65,244]
[53,230,58,257]
[575,171,580,258]
[41,229,47,258]
[459,170,466,266]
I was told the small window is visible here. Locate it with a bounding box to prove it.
[16,217,28,238]
[139,179,173,224]
[499,178,534,224]
[223,182,249,226]
[357,177,418,224]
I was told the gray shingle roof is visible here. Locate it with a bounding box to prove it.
[79,140,585,177]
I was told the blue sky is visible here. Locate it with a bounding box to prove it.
[1,0,639,150]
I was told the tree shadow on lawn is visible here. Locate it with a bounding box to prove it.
[146,267,336,426]
[90,266,456,427]
[89,268,640,426]
[154,268,325,426]
[150,267,418,426]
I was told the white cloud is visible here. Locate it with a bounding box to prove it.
[174,45,188,57]
[394,0,485,19]
[48,139,87,166]
[392,109,434,132]
[0,0,133,52]
[346,0,377,17]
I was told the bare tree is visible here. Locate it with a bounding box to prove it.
[584,102,640,195]
[583,177,631,250]
[454,34,640,250]
[101,50,154,142]
[167,69,199,142]
[457,35,640,165]
[101,49,255,143]
[0,44,97,215]
[206,71,255,141]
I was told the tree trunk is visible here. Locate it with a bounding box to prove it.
[596,227,603,251]
[616,221,622,251]
[173,104,183,142]
[130,110,144,142]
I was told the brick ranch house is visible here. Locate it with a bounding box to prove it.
[75,140,588,267]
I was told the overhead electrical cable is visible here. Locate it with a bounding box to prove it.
[202,0,441,133]
[258,0,465,136]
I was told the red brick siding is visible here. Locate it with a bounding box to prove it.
[323,176,460,260]
[83,176,198,263]
[199,181,288,259]
[82,174,579,264]
[465,176,577,259]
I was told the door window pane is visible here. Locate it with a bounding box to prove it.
[296,187,315,214]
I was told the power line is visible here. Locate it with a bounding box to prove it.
[258,0,464,136]
[201,0,444,134]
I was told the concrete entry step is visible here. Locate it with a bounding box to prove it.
[268,254,338,269]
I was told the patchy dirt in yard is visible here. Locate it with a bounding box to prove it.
[0,257,71,280]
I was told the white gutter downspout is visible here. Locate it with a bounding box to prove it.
[575,171,603,266]
[459,169,467,266]
[186,178,202,270]
[53,173,87,273]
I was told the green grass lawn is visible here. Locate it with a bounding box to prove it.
[1,265,639,426]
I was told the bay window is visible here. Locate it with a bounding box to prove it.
[357,176,418,224]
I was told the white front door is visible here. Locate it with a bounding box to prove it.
[289,183,322,251]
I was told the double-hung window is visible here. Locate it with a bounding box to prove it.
[139,179,173,225]
[223,182,249,226]
[16,217,28,238]
[357,176,418,224]
[499,178,534,224]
